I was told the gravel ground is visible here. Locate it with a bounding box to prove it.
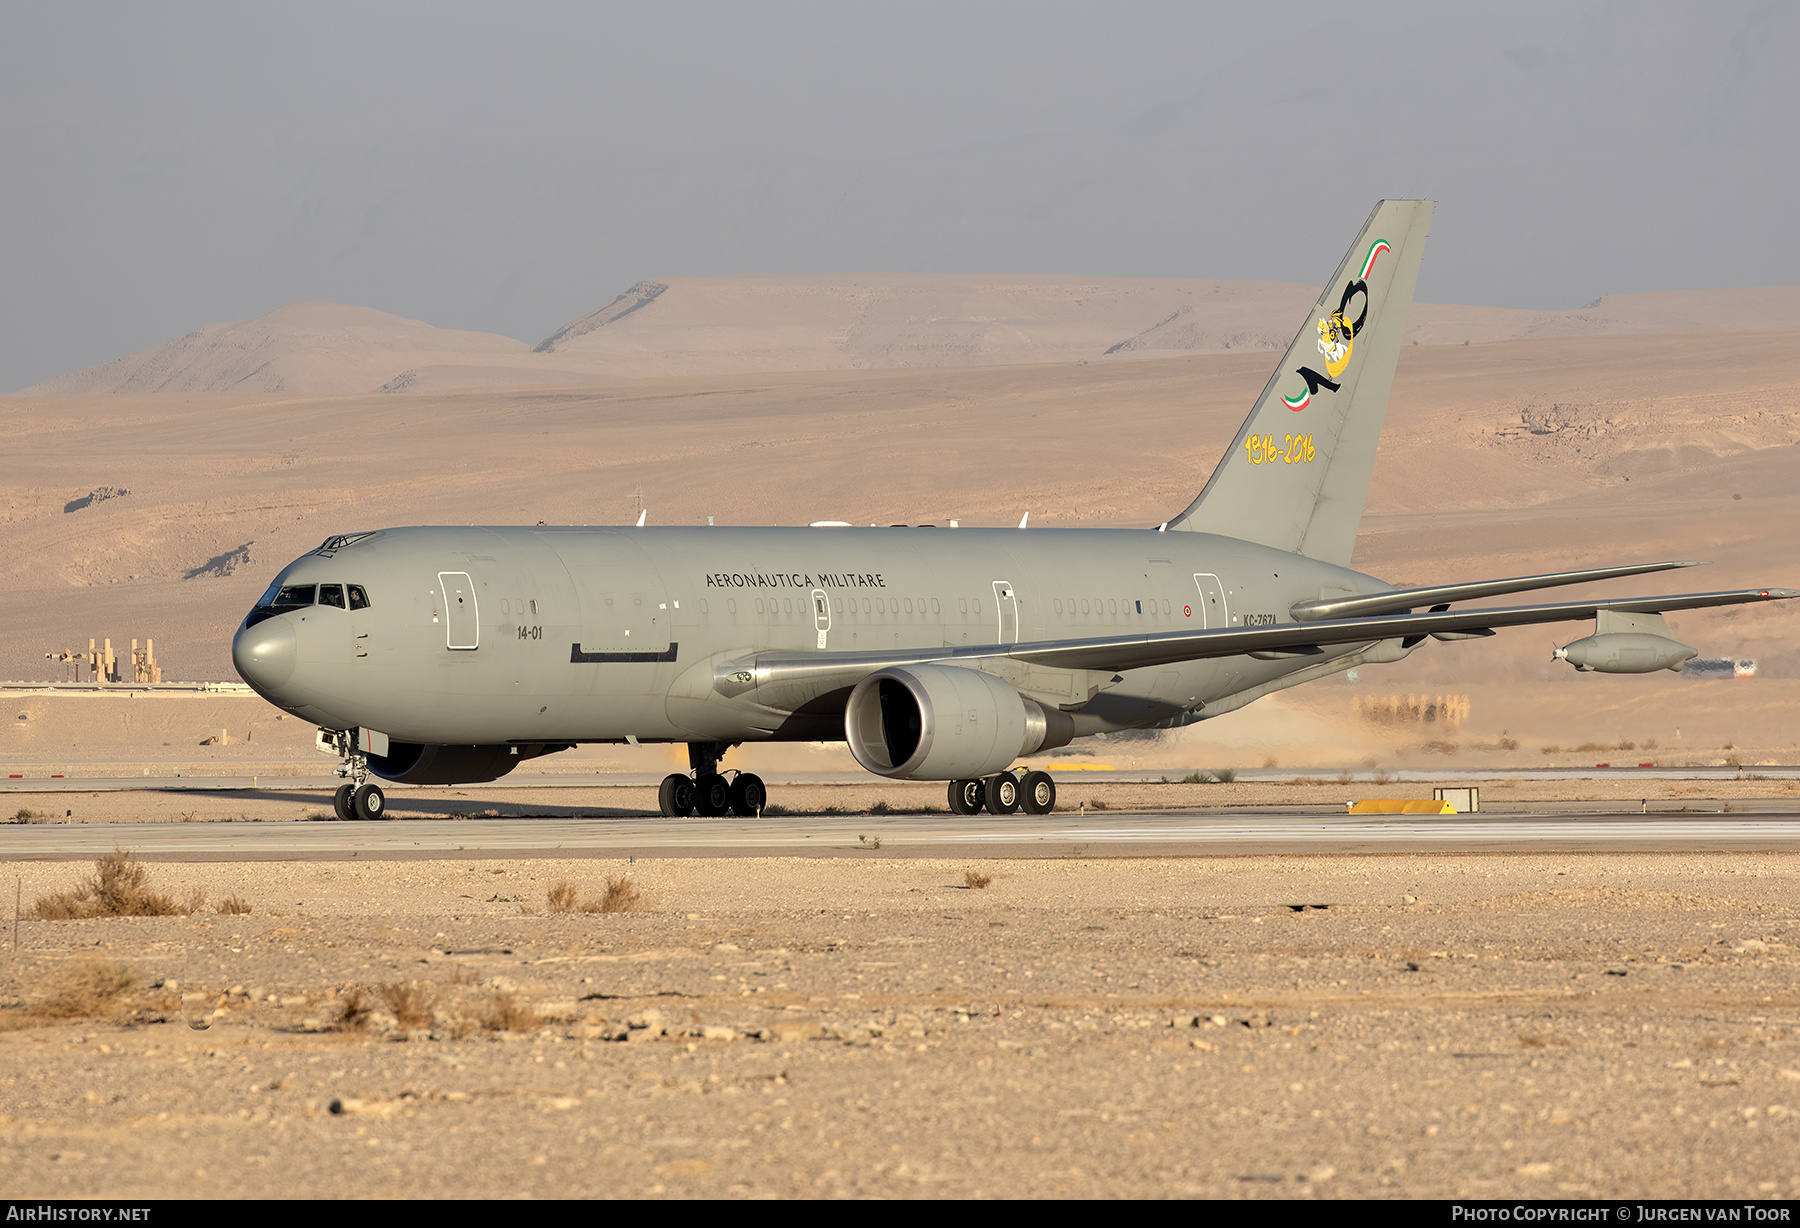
[2,851,1798,1199]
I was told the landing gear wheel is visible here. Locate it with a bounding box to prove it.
[333,783,355,822]
[984,771,1020,815]
[1020,770,1056,815]
[694,772,731,817]
[948,778,986,815]
[351,783,386,821]
[658,773,696,817]
[729,772,767,817]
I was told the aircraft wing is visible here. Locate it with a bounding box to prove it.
[1001,586,1794,673]
[716,584,1795,699]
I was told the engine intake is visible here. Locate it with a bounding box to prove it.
[845,664,1072,780]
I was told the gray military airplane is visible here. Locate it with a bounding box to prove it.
[232,199,1795,821]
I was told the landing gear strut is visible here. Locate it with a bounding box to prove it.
[323,728,387,821]
[658,742,764,818]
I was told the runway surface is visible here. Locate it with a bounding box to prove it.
[7,810,1800,860]
[4,764,1797,793]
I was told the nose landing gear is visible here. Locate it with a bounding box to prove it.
[658,741,764,818]
[323,728,387,821]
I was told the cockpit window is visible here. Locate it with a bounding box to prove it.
[318,584,346,609]
[348,584,371,610]
[272,584,316,608]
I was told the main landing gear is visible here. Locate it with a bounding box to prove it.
[947,770,1056,816]
[323,729,387,821]
[659,741,765,818]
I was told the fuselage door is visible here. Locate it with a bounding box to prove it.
[1192,573,1228,629]
[438,571,479,650]
[811,588,831,649]
[993,580,1018,644]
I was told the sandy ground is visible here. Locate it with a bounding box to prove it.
[1,849,1797,1199]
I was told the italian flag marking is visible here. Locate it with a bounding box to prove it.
[1358,239,1391,281]
[1283,391,1310,411]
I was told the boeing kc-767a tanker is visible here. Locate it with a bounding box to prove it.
[231,200,1795,820]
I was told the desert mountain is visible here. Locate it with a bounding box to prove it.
[19,303,538,396]
[23,282,1800,396]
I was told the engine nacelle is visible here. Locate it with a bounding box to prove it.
[1554,633,1696,674]
[368,742,571,785]
[845,664,1073,780]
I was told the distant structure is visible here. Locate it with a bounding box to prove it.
[1681,658,1757,679]
[1354,693,1470,730]
[42,637,162,684]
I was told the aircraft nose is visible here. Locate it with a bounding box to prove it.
[233,616,296,692]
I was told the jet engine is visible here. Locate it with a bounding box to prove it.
[1554,633,1696,674]
[845,664,1073,780]
[367,741,572,785]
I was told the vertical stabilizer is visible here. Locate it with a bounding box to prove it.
[1166,199,1432,566]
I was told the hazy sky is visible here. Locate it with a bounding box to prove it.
[3,1,1794,391]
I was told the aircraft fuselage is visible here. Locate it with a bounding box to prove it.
[236,524,1386,746]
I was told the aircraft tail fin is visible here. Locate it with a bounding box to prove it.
[1165,199,1432,566]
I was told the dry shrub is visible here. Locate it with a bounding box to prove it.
[482,990,539,1032]
[217,894,251,916]
[34,958,139,1020]
[595,876,645,913]
[964,871,992,890]
[548,876,647,914]
[34,848,199,919]
[378,980,437,1030]
[333,988,373,1031]
[11,807,48,823]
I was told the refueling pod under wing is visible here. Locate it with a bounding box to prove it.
[1555,611,1697,674]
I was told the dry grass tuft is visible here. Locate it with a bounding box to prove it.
[378,980,437,1030]
[34,848,199,919]
[482,990,539,1032]
[34,958,140,1020]
[216,894,251,915]
[546,876,647,913]
[596,876,645,913]
[333,988,373,1031]
[10,807,49,823]
[964,870,992,890]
